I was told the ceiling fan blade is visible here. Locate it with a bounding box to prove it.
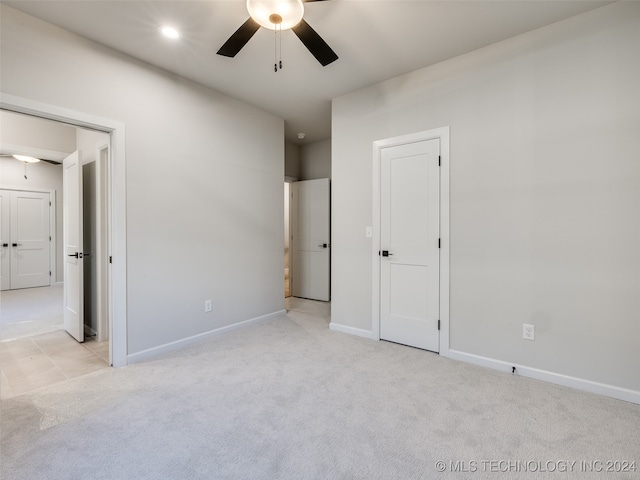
[292,19,338,67]
[217,18,261,58]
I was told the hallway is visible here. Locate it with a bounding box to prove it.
[0,285,109,398]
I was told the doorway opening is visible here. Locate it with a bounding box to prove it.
[371,127,450,356]
[284,181,292,298]
[0,111,113,396]
[1,96,126,397]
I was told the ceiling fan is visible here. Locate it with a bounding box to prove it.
[217,0,338,68]
[0,153,60,165]
[0,153,60,180]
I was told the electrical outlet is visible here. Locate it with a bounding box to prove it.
[205,300,212,313]
[523,324,535,340]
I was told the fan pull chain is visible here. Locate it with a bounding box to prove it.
[279,23,283,70]
[274,24,283,72]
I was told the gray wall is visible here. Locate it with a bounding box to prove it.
[300,139,331,181]
[332,3,640,393]
[82,161,97,333]
[1,5,285,356]
[284,141,300,179]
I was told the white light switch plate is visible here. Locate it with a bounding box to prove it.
[366,226,373,238]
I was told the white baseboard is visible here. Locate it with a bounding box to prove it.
[446,349,640,405]
[127,310,286,364]
[329,322,375,340]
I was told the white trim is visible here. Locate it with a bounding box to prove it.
[446,349,640,405]
[127,310,287,364]
[95,143,109,345]
[329,322,376,340]
[49,191,56,287]
[0,185,55,194]
[371,127,450,354]
[1,92,128,368]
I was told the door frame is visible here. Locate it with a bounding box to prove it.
[1,92,127,367]
[371,127,450,356]
[0,187,56,288]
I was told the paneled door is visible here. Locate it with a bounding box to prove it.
[63,151,84,342]
[291,179,330,301]
[379,139,440,352]
[5,190,51,290]
[0,190,10,291]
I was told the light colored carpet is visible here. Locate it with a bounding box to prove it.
[1,298,639,479]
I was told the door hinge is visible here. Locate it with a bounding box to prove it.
[49,271,52,276]
[438,320,441,330]
[109,256,112,264]
[438,155,441,167]
[49,236,52,241]
[438,238,441,249]
[49,201,52,206]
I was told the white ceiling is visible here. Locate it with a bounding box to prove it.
[4,0,611,144]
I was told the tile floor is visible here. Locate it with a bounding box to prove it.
[0,286,110,399]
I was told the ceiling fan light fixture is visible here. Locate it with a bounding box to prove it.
[13,154,40,163]
[247,0,304,31]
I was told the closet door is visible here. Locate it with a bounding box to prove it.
[9,190,51,289]
[0,190,10,291]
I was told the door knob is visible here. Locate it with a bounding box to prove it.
[12,243,22,247]
[68,252,79,258]
[380,250,393,257]
[317,243,329,248]
[1,243,8,247]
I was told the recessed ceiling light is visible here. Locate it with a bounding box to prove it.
[160,26,180,39]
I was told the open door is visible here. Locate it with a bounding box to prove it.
[63,151,84,342]
[291,179,330,301]
[0,190,10,291]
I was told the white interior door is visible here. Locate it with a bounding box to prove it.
[9,190,51,290]
[380,139,440,352]
[0,190,10,291]
[63,151,84,342]
[291,178,330,301]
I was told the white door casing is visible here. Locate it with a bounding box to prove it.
[372,127,450,355]
[291,179,330,301]
[379,139,440,352]
[9,190,51,290]
[63,151,84,342]
[2,92,126,367]
[0,190,10,290]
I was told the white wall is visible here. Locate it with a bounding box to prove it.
[300,139,331,181]
[0,109,76,159]
[1,5,285,356]
[0,157,64,283]
[332,2,640,395]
